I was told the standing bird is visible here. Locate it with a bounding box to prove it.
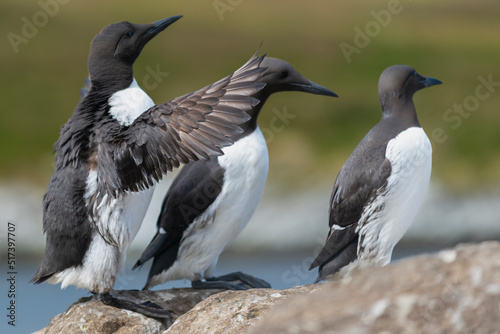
[31,15,268,318]
[133,57,338,290]
[310,65,441,282]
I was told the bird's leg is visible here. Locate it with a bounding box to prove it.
[207,271,272,288]
[96,292,173,319]
[192,271,271,290]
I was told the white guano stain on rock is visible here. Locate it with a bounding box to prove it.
[438,249,457,263]
[361,298,390,324]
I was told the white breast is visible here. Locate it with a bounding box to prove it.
[149,127,269,285]
[108,78,154,126]
[213,126,269,245]
[358,127,432,265]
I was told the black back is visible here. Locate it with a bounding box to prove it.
[31,89,105,283]
[310,116,413,280]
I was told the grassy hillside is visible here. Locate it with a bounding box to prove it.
[1,0,499,191]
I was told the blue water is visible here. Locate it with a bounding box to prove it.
[1,246,434,334]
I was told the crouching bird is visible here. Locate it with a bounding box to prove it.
[310,65,441,282]
[133,57,338,290]
[31,15,268,318]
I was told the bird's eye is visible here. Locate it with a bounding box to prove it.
[280,71,288,79]
[125,31,133,38]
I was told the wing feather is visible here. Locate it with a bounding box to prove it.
[310,143,392,273]
[89,53,266,209]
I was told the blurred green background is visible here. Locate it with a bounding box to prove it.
[1,0,499,192]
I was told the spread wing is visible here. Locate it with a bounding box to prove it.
[88,53,266,212]
[310,142,392,276]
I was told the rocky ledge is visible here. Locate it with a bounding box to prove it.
[36,242,500,334]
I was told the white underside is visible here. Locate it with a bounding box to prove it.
[48,79,156,293]
[357,127,432,266]
[148,127,269,287]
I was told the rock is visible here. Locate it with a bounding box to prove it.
[34,242,500,334]
[164,286,317,334]
[250,241,500,334]
[34,288,223,334]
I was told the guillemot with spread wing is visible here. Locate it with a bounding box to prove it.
[31,16,267,318]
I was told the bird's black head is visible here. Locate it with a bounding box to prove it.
[378,65,442,112]
[236,56,337,139]
[88,15,182,87]
[258,57,337,99]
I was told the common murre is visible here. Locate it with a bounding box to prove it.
[133,57,337,290]
[310,65,441,282]
[31,16,268,318]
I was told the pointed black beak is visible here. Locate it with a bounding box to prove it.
[147,15,183,35]
[290,81,338,97]
[135,15,182,50]
[419,76,442,88]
